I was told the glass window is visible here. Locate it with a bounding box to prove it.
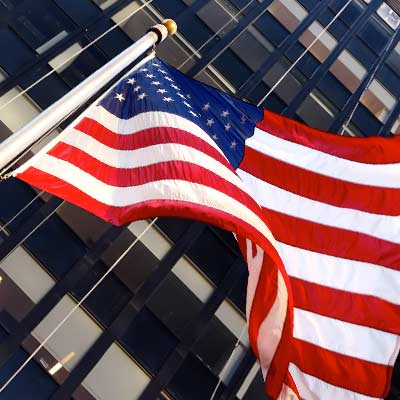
[358,16,391,55]
[240,367,265,400]
[0,84,41,133]
[93,0,119,9]
[391,116,400,135]
[187,227,237,285]
[120,307,179,374]
[32,295,103,371]
[24,212,86,279]
[296,89,336,130]
[168,353,223,400]
[230,29,273,72]
[71,261,132,326]
[147,272,206,336]
[377,2,400,30]
[10,0,75,54]
[268,0,309,35]
[0,329,58,399]
[0,28,35,72]
[81,342,150,400]
[0,247,55,306]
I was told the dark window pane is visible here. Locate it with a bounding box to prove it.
[10,0,75,53]
[72,261,131,326]
[25,215,86,278]
[187,227,236,285]
[120,307,178,373]
[0,28,35,72]
[168,354,224,400]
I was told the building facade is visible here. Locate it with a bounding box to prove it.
[0,0,398,399]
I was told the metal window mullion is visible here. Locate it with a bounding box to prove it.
[282,0,382,117]
[186,0,274,78]
[49,222,206,400]
[137,257,247,400]
[328,27,400,133]
[0,225,124,369]
[236,0,333,99]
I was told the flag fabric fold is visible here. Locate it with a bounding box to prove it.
[14,55,400,399]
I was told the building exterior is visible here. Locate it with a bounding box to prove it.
[0,0,398,399]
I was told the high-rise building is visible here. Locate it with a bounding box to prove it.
[0,1,398,399]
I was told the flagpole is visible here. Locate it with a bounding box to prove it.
[0,19,177,171]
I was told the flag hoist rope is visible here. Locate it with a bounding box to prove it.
[0,218,158,394]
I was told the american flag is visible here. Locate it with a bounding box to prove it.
[14,56,400,399]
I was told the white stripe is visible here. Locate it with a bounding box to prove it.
[278,383,300,400]
[88,107,225,156]
[257,270,288,379]
[247,127,400,188]
[28,128,250,196]
[24,154,277,247]
[278,242,400,305]
[293,308,398,365]
[288,363,379,400]
[245,239,264,320]
[237,170,400,244]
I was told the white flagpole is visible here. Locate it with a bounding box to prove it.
[0,19,177,171]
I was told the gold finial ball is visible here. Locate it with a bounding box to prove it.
[162,19,177,36]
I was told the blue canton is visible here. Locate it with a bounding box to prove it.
[99,57,263,168]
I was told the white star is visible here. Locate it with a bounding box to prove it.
[157,88,167,94]
[140,68,148,72]
[224,123,231,131]
[176,93,186,99]
[163,97,174,102]
[114,93,125,102]
[186,94,192,99]
[202,103,210,111]
[221,110,229,117]
[183,101,192,108]
[171,84,180,90]
[127,77,136,85]
[189,110,198,117]
[146,73,155,78]
[133,85,141,92]
[152,62,160,67]
[206,118,215,126]
[138,93,147,100]
[212,134,218,140]
[151,81,161,86]
[158,69,168,74]
[230,140,237,149]
[241,115,246,124]
[164,76,174,82]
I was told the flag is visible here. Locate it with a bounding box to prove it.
[13,55,400,399]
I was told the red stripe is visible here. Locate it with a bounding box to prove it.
[257,109,400,164]
[262,208,400,271]
[290,277,400,335]
[242,242,294,400]
[292,338,393,397]
[17,167,278,258]
[241,146,400,216]
[75,117,231,169]
[46,143,263,220]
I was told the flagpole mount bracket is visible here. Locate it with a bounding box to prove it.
[147,19,177,46]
